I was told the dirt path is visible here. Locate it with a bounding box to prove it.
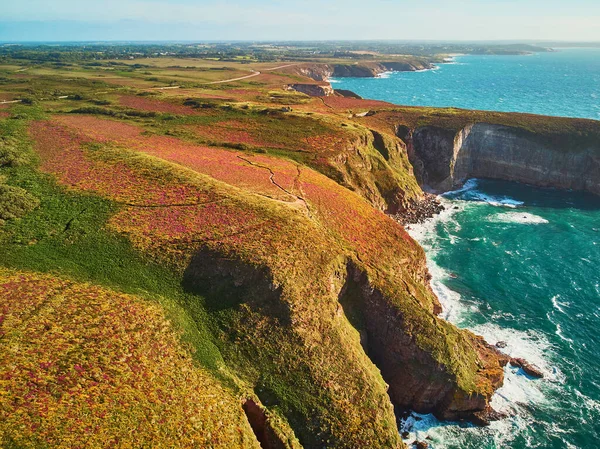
[207,71,261,85]
[262,63,299,72]
[206,63,299,85]
[236,155,312,217]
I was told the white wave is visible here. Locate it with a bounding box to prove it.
[472,322,559,381]
[406,197,465,243]
[406,193,565,448]
[470,192,524,208]
[488,212,549,224]
[401,399,542,449]
[443,179,525,208]
[551,295,569,314]
[441,180,479,198]
[377,71,393,79]
[328,78,341,84]
[546,311,576,347]
[555,323,575,344]
[574,389,600,415]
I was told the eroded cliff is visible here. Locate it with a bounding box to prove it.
[403,123,600,194]
[343,107,600,196]
[290,60,435,82]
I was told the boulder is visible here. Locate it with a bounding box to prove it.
[510,358,544,378]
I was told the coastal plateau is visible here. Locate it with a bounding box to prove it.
[0,56,598,449]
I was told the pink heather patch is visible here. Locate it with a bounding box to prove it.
[29,120,209,206]
[51,115,296,202]
[118,95,199,115]
[323,97,392,109]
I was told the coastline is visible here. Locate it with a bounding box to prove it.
[329,48,600,121]
[401,181,556,448]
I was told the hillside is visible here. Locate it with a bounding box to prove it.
[1,55,596,448]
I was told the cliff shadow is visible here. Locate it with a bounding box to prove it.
[242,398,290,449]
[182,246,291,324]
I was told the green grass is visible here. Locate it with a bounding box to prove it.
[0,108,226,376]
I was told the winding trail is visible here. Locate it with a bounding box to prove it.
[236,155,312,217]
[206,63,299,85]
[207,71,261,85]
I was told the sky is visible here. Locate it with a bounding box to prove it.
[1,0,600,42]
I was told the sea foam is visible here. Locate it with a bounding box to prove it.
[488,212,549,224]
[406,188,560,448]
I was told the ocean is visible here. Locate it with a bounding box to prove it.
[334,49,600,448]
[331,48,600,120]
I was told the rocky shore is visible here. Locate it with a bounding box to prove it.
[392,194,445,226]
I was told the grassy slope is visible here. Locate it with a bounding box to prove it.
[25,111,404,448]
[0,107,399,447]
[0,268,260,449]
[1,106,307,448]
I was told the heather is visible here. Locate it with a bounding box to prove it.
[0,269,260,449]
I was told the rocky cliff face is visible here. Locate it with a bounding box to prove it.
[403,123,600,195]
[325,129,423,214]
[289,83,334,97]
[341,262,506,423]
[293,61,435,82]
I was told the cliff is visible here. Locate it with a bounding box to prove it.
[290,59,435,81]
[288,82,334,97]
[398,121,600,195]
[350,107,600,196]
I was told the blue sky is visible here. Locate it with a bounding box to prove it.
[1,0,599,42]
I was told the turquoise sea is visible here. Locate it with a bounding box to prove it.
[334,49,600,448]
[332,48,600,120]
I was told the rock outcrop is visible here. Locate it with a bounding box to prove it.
[292,60,435,82]
[340,262,506,424]
[334,89,363,99]
[510,358,544,378]
[289,83,334,97]
[402,123,600,195]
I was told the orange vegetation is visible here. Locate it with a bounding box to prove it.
[0,269,258,449]
[323,96,392,109]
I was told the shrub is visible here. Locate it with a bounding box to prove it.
[19,96,36,105]
[69,106,117,116]
[0,137,29,167]
[90,99,112,106]
[0,184,40,224]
